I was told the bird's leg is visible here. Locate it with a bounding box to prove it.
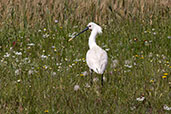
[90,69,93,85]
[101,74,103,87]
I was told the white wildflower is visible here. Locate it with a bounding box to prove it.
[52,72,56,76]
[73,25,78,28]
[81,71,88,76]
[43,33,49,38]
[125,60,132,65]
[24,57,29,61]
[51,46,55,48]
[41,55,47,59]
[103,76,106,82]
[56,63,62,66]
[1,58,4,62]
[105,48,110,51]
[28,70,34,75]
[4,53,10,58]
[148,52,153,57]
[136,96,145,102]
[144,40,149,46]
[27,43,35,46]
[74,85,80,91]
[43,65,48,69]
[156,54,160,57]
[55,20,58,23]
[44,28,46,31]
[15,69,20,75]
[130,106,136,110]
[168,36,171,39]
[102,44,107,48]
[17,79,21,83]
[144,31,147,33]
[85,83,90,88]
[93,77,99,82]
[15,52,22,55]
[112,59,119,68]
[24,57,30,63]
[124,64,132,68]
[163,105,171,111]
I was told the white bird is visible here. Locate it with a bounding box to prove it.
[69,22,108,86]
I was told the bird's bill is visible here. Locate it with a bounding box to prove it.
[68,27,89,41]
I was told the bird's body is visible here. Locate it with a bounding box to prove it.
[69,22,108,86]
[86,46,107,74]
[86,26,107,74]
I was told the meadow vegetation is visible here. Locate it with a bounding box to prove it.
[0,0,171,113]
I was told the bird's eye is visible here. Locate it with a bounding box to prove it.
[89,25,91,27]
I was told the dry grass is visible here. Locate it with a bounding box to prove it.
[0,0,170,28]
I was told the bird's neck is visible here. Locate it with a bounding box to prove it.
[88,30,98,49]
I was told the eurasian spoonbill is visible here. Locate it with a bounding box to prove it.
[69,22,108,86]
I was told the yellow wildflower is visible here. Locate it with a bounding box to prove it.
[54,48,57,52]
[135,55,139,57]
[44,110,49,113]
[43,65,48,69]
[141,57,144,59]
[162,76,167,79]
[150,80,154,83]
[80,74,84,76]
[164,73,168,76]
[60,27,63,29]
[133,38,138,41]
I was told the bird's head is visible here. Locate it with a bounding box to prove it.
[87,22,102,34]
[68,22,102,41]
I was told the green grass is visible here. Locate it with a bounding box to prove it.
[0,15,171,113]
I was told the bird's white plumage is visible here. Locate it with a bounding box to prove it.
[86,45,107,74]
[86,22,108,74]
[70,22,107,86]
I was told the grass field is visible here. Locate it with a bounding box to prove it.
[0,0,171,113]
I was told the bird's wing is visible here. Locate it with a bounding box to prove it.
[86,47,107,74]
[99,50,108,73]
